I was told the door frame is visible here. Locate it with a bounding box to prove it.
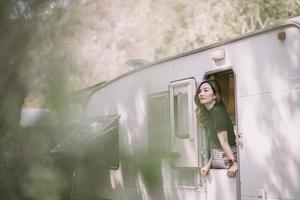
[202,68,241,200]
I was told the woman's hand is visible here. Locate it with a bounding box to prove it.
[227,162,238,178]
[201,157,212,177]
[201,165,210,176]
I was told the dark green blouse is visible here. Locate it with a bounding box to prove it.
[207,104,236,148]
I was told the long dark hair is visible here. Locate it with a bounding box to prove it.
[194,79,225,127]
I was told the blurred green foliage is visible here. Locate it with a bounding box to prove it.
[0,1,77,199]
[0,0,300,199]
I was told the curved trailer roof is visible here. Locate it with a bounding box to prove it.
[87,16,300,95]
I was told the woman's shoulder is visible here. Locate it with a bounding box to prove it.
[212,104,232,122]
[212,104,226,113]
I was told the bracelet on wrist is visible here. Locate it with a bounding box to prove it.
[228,158,237,167]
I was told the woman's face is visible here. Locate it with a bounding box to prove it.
[198,83,216,106]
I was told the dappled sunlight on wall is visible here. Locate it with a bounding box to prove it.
[287,28,300,70]
[161,160,174,199]
[241,103,272,165]
[238,76,300,199]
[264,94,300,197]
[239,90,300,198]
[136,172,150,200]
[114,86,153,199]
[110,163,124,189]
[286,159,299,191]
[117,103,132,154]
[117,86,147,157]
[226,24,300,198]
[134,87,147,126]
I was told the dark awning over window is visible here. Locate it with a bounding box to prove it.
[50,115,119,156]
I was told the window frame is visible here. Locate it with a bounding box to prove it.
[169,77,197,140]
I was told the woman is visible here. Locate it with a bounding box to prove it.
[195,79,238,178]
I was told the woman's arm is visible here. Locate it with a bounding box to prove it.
[217,131,238,178]
[201,157,212,176]
[217,131,235,161]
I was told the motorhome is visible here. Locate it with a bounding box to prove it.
[52,17,300,200]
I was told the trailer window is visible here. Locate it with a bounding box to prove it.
[169,78,199,168]
[174,93,189,138]
[170,78,197,139]
[84,122,119,169]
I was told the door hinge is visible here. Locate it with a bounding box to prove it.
[236,131,243,149]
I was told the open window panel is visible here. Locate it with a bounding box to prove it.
[169,77,199,168]
[204,70,236,125]
[50,115,120,170]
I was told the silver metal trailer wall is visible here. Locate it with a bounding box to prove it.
[233,25,300,199]
[70,17,300,200]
